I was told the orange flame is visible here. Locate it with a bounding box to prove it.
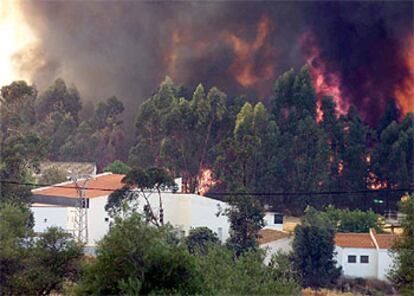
[366,153,371,164]
[367,171,388,190]
[226,15,276,90]
[338,160,344,175]
[300,32,348,120]
[164,15,277,97]
[198,168,217,196]
[394,36,414,115]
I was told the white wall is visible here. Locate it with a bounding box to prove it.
[32,199,111,245]
[86,192,231,244]
[143,193,231,242]
[335,247,378,279]
[32,192,231,245]
[261,237,293,265]
[377,249,393,281]
[87,196,111,244]
[187,194,230,242]
[32,206,69,233]
[263,212,283,231]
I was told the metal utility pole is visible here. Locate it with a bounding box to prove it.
[71,174,92,244]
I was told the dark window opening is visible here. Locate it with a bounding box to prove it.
[348,255,357,263]
[104,217,109,222]
[360,255,369,263]
[274,213,283,224]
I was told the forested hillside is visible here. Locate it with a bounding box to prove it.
[0,65,412,212]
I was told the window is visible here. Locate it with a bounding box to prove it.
[274,213,283,224]
[348,255,357,263]
[43,218,47,223]
[104,217,109,222]
[360,255,369,263]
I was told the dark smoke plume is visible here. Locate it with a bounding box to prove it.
[16,1,413,126]
[302,1,413,125]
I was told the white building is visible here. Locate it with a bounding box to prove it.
[31,173,231,246]
[259,227,396,281]
[335,228,396,281]
[263,212,284,231]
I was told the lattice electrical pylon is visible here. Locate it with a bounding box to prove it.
[71,175,92,244]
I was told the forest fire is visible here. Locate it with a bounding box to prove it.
[300,32,349,118]
[198,168,218,196]
[163,14,277,98]
[5,1,411,129]
[367,171,388,191]
[394,36,414,116]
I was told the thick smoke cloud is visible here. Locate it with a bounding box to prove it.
[302,1,413,125]
[16,1,413,126]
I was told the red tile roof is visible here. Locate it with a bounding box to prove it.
[335,230,397,249]
[33,174,125,199]
[376,234,397,249]
[335,233,376,249]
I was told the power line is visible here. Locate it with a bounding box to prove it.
[0,179,411,196]
[207,188,412,196]
[0,179,120,192]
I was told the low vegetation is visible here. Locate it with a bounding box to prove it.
[73,213,300,295]
[0,203,82,295]
[389,194,414,295]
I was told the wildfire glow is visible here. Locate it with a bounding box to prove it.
[301,32,348,119]
[198,168,217,196]
[366,153,371,164]
[394,36,414,115]
[367,171,388,190]
[226,15,275,89]
[0,0,37,87]
[338,160,344,175]
[165,15,277,97]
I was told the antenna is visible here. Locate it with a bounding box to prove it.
[71,173,93,244]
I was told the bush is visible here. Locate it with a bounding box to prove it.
[321,205,384,233]
[73,214,203,295]
[185,227,220,255]
[103,160,130,174]
[8,227,82,295]
[38,167,68,185]
[0,203,82,295]
[198,246,300,295]
[73,213,300,295]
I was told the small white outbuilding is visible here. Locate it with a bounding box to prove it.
[335,228,396,281]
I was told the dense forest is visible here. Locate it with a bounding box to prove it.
[0,65,412,212]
